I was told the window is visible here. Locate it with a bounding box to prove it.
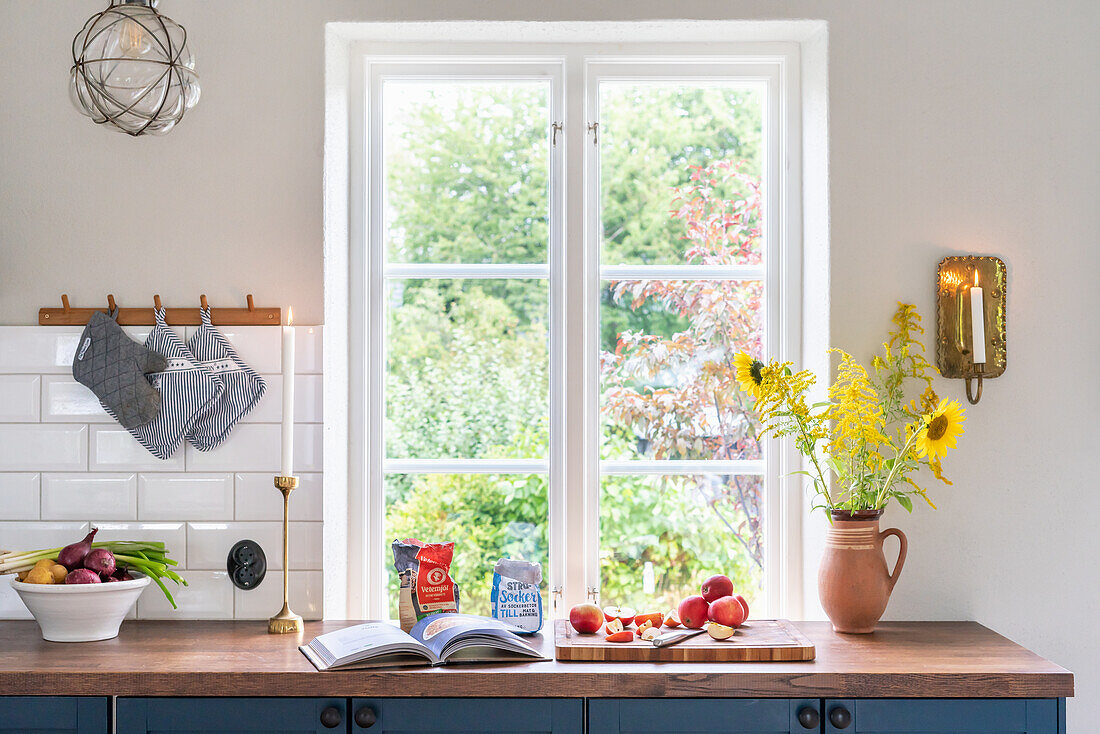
[351,46,802,619]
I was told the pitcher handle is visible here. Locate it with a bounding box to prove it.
[880,527,908,592]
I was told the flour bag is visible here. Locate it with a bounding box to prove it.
[391,538,460,632]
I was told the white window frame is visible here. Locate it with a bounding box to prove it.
[336,39,805,621]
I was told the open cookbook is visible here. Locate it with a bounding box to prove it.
[299,613,547,671]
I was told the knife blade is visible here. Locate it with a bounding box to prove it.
[652,628,706,648]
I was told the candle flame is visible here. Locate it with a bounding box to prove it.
[287,307,294,327]
[973,270,980,287]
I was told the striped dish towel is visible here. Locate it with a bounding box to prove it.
[106,308,223,460]
[185,307,266,451]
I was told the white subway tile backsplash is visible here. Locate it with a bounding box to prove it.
[0,424,87,471]
[0,326,323,619]
[138,473,233,521]
[0,327,82,373]
[0,521,89,553]
[42,473,137,521]
[295,326,323,374]
[90,425,185,471]
[187,522,279,570]
[234,570,323,620]
[0,375,40,421]
[235,473,322,521]
[184,423,322,473]
[0,474,40,520]
[137,570,233,619]
[187,521,321,571]
[41,376,113,422]
[92,522,186,558]
[240,375,323,424]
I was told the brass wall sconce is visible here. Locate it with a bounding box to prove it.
[936,256,1007,405]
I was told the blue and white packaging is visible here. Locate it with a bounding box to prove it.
[490,558,543,633]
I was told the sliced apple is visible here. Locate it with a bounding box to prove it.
[635,611,664,628]
[604,618,624,635]
[663,610,681,628]
[602,606,637,626]
[707,622,736,640]
[640,626,662,641]
[634,619,654,637]
[605,630,635,643]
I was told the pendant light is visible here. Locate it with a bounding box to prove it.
[70,0,200,136]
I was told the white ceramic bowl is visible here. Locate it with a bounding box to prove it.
[11,572,151,642]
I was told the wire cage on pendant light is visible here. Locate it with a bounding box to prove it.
[70,0,200,136]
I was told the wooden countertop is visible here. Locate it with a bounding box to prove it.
[0,620,1072,699]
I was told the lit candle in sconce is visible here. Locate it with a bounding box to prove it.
[281,307,296,477]
[970,272,986,365]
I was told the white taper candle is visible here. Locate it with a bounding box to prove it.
[281,308,296,476]
[970,276,986,364]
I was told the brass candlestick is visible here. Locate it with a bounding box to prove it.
[268,475,303,634]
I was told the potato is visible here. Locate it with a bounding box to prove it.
[50,564,68,583]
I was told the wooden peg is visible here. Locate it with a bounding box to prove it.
[246,294,255,312]
[154,294,162,311]
[107,294,117,312]
[61,294,71,312]
[200,294,209,311]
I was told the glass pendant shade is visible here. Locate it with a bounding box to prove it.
[70,0,200,136]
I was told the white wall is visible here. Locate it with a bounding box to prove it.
[1,0,1097,727]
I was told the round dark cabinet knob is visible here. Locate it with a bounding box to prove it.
[829,706,853,729]
[354,706,377,728]
[797,706,820,729]
[320,706,343,728]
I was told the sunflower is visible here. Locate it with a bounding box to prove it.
[915,398,966,459]
[734,352,765,398]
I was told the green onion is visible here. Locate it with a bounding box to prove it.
[0,540,187,609]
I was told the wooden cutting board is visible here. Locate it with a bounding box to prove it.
[553,619,815,662]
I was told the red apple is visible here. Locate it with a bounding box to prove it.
[602,606,636,627]
[732,594,750,621]
[678,595,710,629]
[700,574,734,603]
[568,603,604,634]
[708,595,747,628]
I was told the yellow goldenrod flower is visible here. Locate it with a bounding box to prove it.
[916,398,966,459]
[733,352,765,398]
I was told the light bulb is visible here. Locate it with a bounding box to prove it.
[119,15,151,57]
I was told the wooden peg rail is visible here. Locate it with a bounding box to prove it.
[39,294,281,326]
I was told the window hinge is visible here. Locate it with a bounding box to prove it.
[551,121,563,146]
[587,121,599,145]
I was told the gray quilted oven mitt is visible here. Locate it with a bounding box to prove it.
[72,310,167,429]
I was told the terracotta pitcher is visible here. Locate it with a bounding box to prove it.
[818,509,907,634]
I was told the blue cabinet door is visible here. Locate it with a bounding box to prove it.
[588,699,819,734]
[823,698,1065,734]
[350,698,582,733]
[0,697,108,734]
[117,697,347,734]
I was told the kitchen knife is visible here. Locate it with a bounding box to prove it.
[652,628,707,648]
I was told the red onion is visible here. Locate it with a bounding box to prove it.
[57,528,98,570]
[65,568,102,584]
[83,548,116,578]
